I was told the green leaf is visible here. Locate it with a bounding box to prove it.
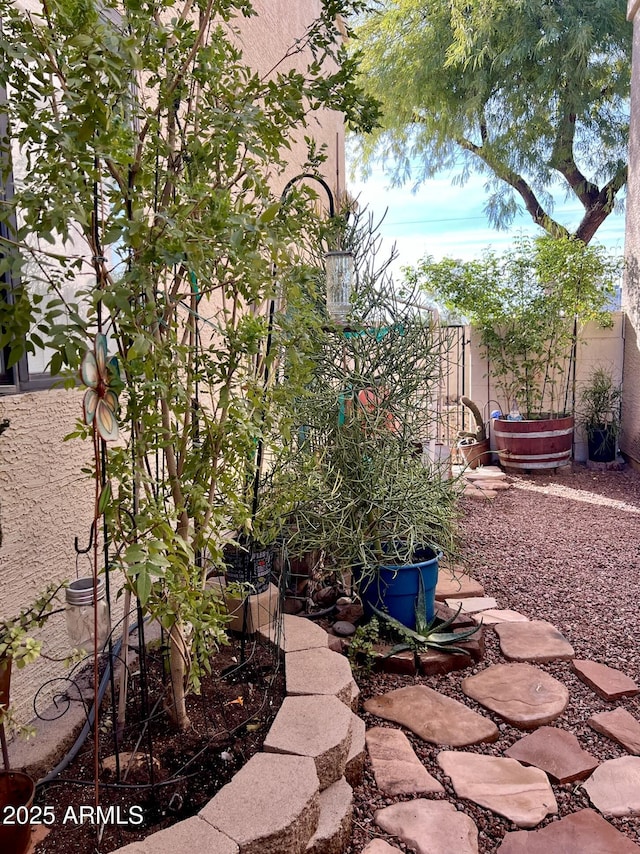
[97,481,112,515]
[259,202,280,224]
[136,568,152,608]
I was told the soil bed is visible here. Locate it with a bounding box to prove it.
[33,637,283,854]
[347,464,640,853]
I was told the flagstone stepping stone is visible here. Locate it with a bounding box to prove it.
[582,756,640,816]
[497,808,640,853]
[573,659,640,701]
[494,620,574,662]
[435,567,485,600]
[504,726,599,783]
[445,596,498,613]
[374,799,479,854]
[471,609,529,626]
[476,479,511,491]
[438,751,557,828]
[361,841,403,854]
[463,484,498,499]
[588,708,640,754]
[366,727,444,796]
[465,465,506,480]
[462,664,569,728]
[364,685,499,746]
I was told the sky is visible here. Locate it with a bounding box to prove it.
[345,159,627,281]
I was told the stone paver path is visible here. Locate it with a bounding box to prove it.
[437,752,557,828]
[588,707,640,754]
[366,727,444,796]
[470,608,529,625]
[374,800,479,854]
[361,840,403,854]
[497,808,640,853]
[504,726,599,783]
[445,596,498,613]
[358,554,640,852]
[435,567,485,600]
[494,620,575,662]
[573,659,640,700]
[462,663,569,728]
[582,757,640,816]
[364,685,499,746]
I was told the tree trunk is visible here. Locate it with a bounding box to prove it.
[166,620,190,730]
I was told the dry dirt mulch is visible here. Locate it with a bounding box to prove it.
[33,638,284,854]
[347,464,640,853]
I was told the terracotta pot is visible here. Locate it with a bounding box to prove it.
[459,437,490,469]
[0,656,10,711]
[0,771,35,854]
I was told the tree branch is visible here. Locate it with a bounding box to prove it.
[550,106,600,208]
[457,136,570,240]
[574,164,628,244]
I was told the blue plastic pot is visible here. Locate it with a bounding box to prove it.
[358,546,441,630]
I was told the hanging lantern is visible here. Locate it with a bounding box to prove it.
[325,250,354,324]
[65,578,110,651]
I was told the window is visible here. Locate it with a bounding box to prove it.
[0,81,56,394]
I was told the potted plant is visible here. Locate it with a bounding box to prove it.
[457,396,490,469]
[406,235,621,471]
[269,212,461,630]
[0,582,62,854]
[577,367,622,463]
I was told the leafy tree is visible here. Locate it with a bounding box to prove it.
[405,236,621,416]
[0,0,375,728]
[352,0,630,244]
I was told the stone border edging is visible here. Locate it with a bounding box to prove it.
[113,614,363,854]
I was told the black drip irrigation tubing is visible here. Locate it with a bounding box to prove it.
[37,622,138,788]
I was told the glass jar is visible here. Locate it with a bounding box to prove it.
[65,577,110,651]
[325,250,354,324]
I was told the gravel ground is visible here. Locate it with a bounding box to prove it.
[347,463,640,853]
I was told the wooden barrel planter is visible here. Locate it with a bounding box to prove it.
[493,415,574,472]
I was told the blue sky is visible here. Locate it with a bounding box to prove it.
[346,160,627,279]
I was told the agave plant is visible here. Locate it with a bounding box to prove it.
[371,579,480,656]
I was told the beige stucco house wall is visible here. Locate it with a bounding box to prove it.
[0,1,346,727]
[623,0,640,466]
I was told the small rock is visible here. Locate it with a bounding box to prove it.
[333,620,356,637]
[334,602,364,624]
[314,585,339,606]
[336,596,353,606]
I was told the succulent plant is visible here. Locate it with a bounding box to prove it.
[458,396,486,443]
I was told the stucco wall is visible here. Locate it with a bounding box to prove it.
[1,1,347,730]
[623,2,640,466]
[0,390,95,723]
